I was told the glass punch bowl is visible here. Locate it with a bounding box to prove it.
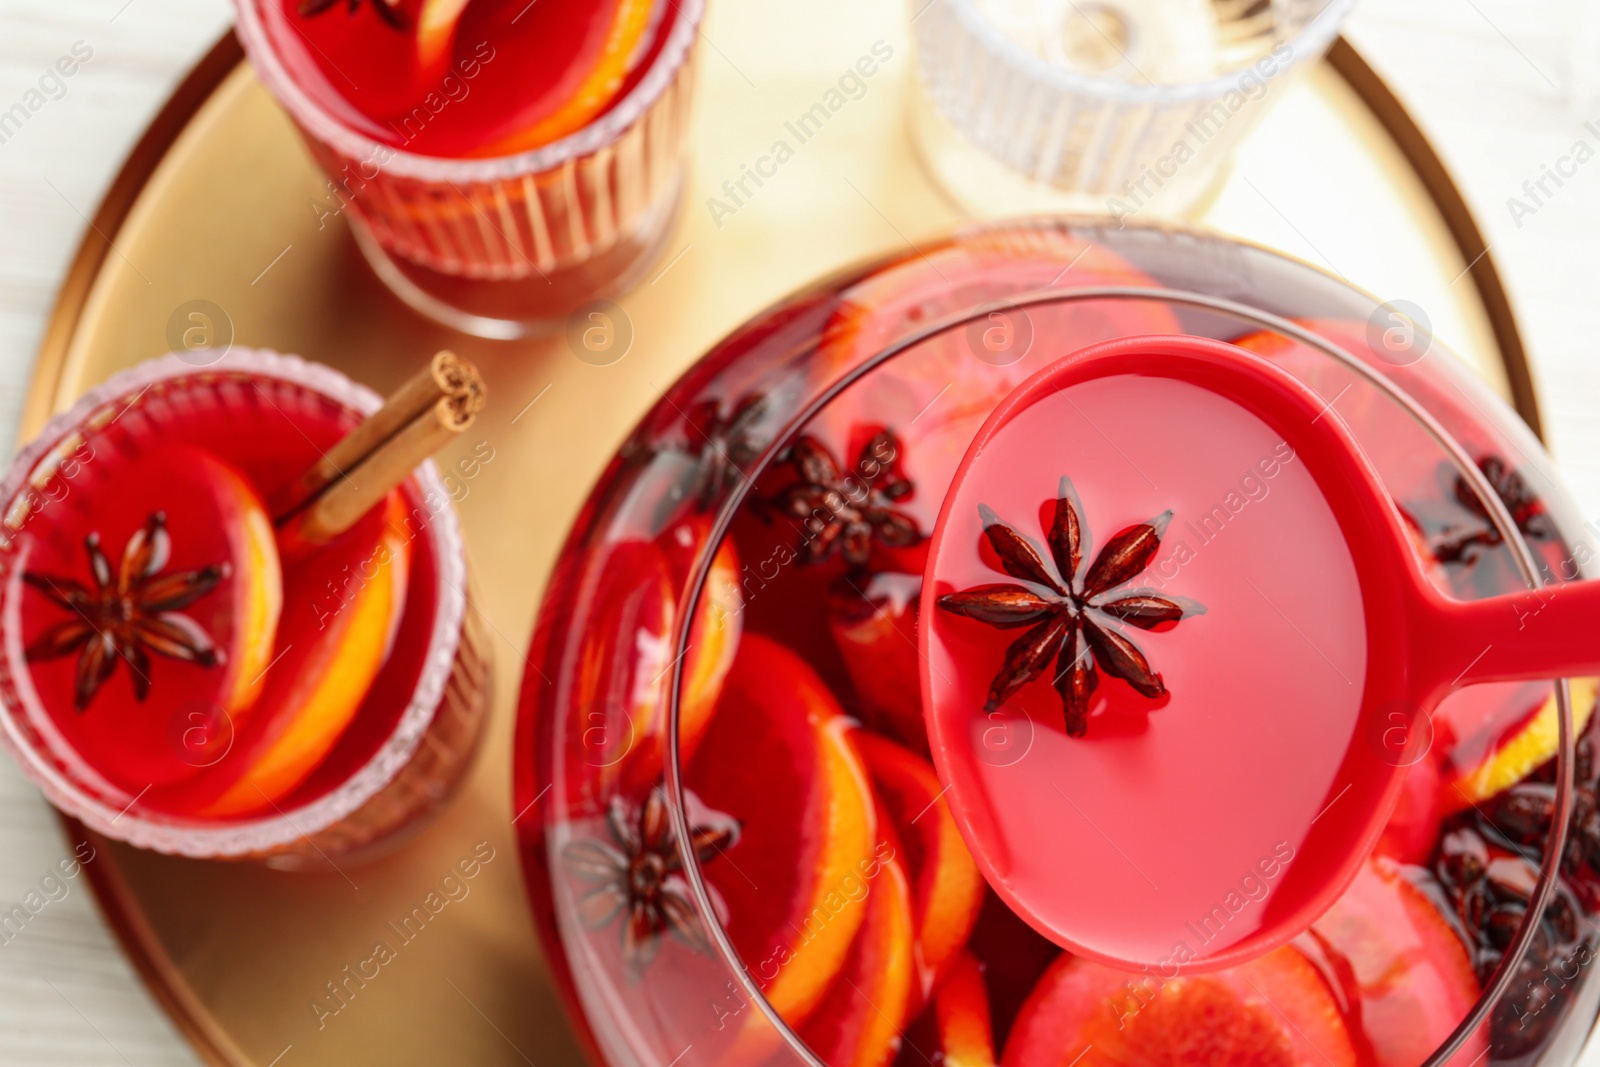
[515,218,1600,1067]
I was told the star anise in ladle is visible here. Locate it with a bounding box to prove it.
[937,477,1202,737]
[25,512,228,711]
[561,787,740,975]
[768,431,921,568]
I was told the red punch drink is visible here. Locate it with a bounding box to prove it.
[0,351,487,863]
[519,221,1600,1067]
[235,0,700,337]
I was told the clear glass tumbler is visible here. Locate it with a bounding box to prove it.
[908,0,1355,218]
[233,0,702,340]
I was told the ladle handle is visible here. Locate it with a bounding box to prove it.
[1426,577,1600,691]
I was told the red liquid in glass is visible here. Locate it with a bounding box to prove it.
[8,377,444,820]
[262,0,674,157]
[519,223,1595,1067]
[925,374,1369,967]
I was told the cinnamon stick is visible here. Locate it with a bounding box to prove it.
[276,350,486,545]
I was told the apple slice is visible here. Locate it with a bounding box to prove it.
[1002,948,1358,1067]
[829,571,928,753]
[936,951,998,1067]
[801,802,917,1067]
[1302,856,1485,1067]
[1375,752,1446,865]
[199,491,411,817]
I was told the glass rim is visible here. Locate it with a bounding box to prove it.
[921,0,1356,105]
[231,0,704,183]
[0,348,469,858]
[658,273,1573,1067]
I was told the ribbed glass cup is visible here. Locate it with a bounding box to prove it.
[908,0,1354,217]
[233,0,702,340]
[0,351,489,865]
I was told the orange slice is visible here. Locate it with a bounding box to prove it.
[688,633,876,1034]
[937,951,998,1067]
[416,0,473,79]
[1443,677,1597,810]
[681,538,742,755]
[574,536,741,789]
[801,802,917,1067]
[478,0,656,154]
[201,491,411,816]
[854,731,984,999]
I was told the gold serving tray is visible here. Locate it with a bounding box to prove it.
[25,3,1540,1064]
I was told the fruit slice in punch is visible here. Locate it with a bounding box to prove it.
[471,0,658,154]
[687,633,877,1033]
[1002,948,1358,1067]
[569,533,741,787]
[415,0,472,77]
[854,730,984,998]
[1302,856,1485,1067]
[801,802,916,1067]
[1443,679,1599,811]
[937,951,998,1067]
[169,491,412,818]
[830,570,927,753]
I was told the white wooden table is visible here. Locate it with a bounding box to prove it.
[0,0,1596,1062]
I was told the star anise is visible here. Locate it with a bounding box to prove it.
[937,477,1201,737]
[679,393,768,512]
[298,0,406,29]
[24,512,227,711]
[561,787,739,975]
[769,431,921,568]
[1408,456,1556,567]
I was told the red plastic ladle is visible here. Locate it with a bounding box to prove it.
[920,334,1585,973]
